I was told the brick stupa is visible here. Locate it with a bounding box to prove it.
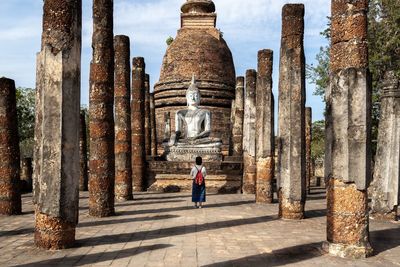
[149,0,241,193]
[154,0,236,154]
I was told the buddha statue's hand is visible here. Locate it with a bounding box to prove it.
[168,131,182,146]
[195,130,210,139]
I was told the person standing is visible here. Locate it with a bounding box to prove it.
[191,156,207,208]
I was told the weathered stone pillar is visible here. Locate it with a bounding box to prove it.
[20,158,33,192]
[229,99,235,156]
[278,4,306,220]
[79,112,88,191]
[144,74,152,156]
[89,0,115,217]
[132,57,146,192]
[33,0,81,249]
[163,112,171,142]
[370,71,400,221]
[114,35,133,201]
[232,77,245,156]
[242,70,257,194]
[256,50,275,204]
[305,107,312,194]
[324,0,372,258]
[0,78,21,215]
[150,93,158,156]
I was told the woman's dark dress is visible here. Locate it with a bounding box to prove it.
[191,166,206,202]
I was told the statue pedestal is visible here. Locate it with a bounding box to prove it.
[147,159,243,193]
[164,143,222,161]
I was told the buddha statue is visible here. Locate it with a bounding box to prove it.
[169,75,221,147]
[165,75,222,161]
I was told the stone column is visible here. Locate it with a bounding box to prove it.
[150,93,158,156]
[114,35,133,201]
[324,0,372,258]
[232,77,245,156]
[0,78,21,215]
[20,158,33,192]
[144,74,152,156]
[163,112,171,142]
[33,0,81,249]
[79,113,88,191]
[89,0,115,217]
[229,99,235,156]
[242,70,257,194]
[370,71,400,221]
[305,107,312,194]
[278,4,306,220]
[256,50,275,204]
[132,57,146,192]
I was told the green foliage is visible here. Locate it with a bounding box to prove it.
[307,1,399,157]
[166,36,174,46]
[306,17,331,101]
[369,0,400,86]
[16,87,35,157]
[306,46,330,99]
[311,120,325,161]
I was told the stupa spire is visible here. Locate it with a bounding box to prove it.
[180,0,216,29]
[181,0,215,14]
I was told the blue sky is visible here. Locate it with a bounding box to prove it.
[0,0,329,122]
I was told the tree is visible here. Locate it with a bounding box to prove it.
[311,120,325,162]
[16,87,35,158]
[306,46,330,100]
[369,0,400,87]
[368,0,400,149]
[166,36,174,46]
[307,1,400,156]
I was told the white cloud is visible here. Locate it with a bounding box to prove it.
[0,0,330,121]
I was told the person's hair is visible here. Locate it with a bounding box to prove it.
[195,156,202,165]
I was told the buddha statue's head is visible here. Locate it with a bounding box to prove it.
[186,75,201,108]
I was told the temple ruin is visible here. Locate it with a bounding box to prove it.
[324,0,373,258]
[33,0,81,248]
[277,4,306,220]
[114,35,133,201]
[2,0,400,264]
[88,0,115,217]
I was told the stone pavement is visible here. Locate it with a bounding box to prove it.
[0,187,399,267]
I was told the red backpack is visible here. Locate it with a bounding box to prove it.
[195,167,204,185]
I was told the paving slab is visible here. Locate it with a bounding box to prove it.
[0,187,399,266]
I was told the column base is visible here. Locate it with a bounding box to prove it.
[322,241,373,259]
[115,184,133,202]
[256,182,273,203]
[0,199,21,215]
[88,207,115,217]
[279,194,304,220]
[370,209,398,221]
[242,179,256,194]
[34,211,75,250]
[256,157,274,204]
[243,153,256,194]
[115,194,133,202]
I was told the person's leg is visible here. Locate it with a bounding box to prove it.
[194,202,198,208]
[199,202,202,208]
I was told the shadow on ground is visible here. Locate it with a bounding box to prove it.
[78,199,186,211]
[16,244,172,266]
[203,242,323,267]
[118,200,255,216]
[78,215,277,247]
[371,225,400,254]
[0,214,181,237]
[305,209,326,219]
